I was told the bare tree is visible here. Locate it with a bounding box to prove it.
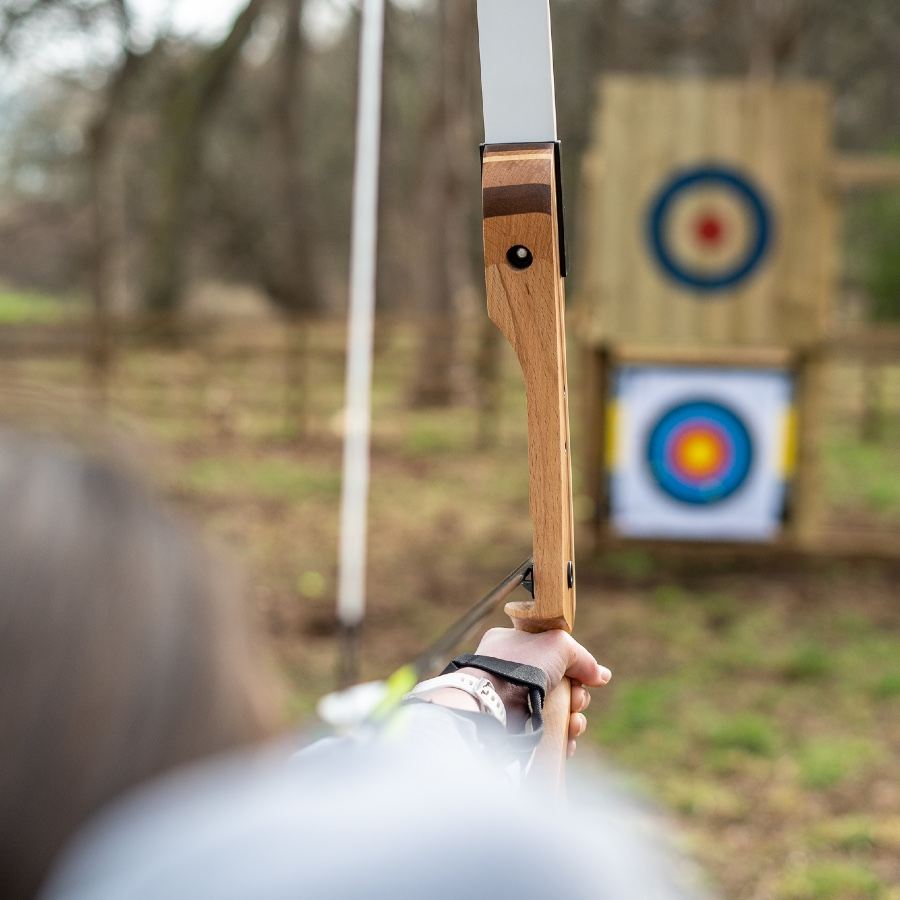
[409,0,478,408]
[742,0,813,77]
[86,0,152,401]
[268,0,322,435]
[1,0,151,401]
[141,0,269,316]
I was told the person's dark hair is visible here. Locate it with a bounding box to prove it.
[0,430,281,899]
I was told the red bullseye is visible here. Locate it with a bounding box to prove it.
[694,211,725,247]
[648,166,773,291]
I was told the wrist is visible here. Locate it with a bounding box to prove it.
[406,672,507,727]
[457,666,530,727]
[423,687,481,714]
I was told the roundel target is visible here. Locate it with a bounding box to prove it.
[646,400,754,505]
[647,166,773,292]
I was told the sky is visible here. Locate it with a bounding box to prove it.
[3,0,428,77]
[132,0,260,38]
[128,0,355,45]
[0,0,424,150]
[0,0,357,110]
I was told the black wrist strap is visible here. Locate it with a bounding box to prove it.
[442,654,549,752]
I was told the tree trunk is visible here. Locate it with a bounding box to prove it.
[273,0,321,435]
[410,0,478,408]
[142,0,268,317]
[86,48,146,407]
[372,0,399,358]
[270,0,321,314]
[475,315,502,449]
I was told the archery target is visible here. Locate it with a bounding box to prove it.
[609,366,794,541]
[647,166,773,292]
[647,400,753,505]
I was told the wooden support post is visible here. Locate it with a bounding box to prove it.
[582,345,611,552]
[790,348,827,548]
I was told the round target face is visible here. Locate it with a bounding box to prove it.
[647,166,773,292]
[647,400,754,505]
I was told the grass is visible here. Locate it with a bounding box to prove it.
[825,428,900,522]
[180,456,342,502]
[1,317,900,900]
[705,713,780,757]
[0,287,79,324]
[402,409,476,456]
[598,679,677,744]
[872,672,900,699]
[779,861,884,900]
[797,739,878,790]
[779,641,834,682]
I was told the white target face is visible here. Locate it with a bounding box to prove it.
[608,366,794,541]
[647,166,773,293]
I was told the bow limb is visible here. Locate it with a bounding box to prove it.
[482,142,577,786]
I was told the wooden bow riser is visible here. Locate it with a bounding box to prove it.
[482,143,576,634]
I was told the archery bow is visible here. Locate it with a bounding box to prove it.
[325,2,576,780]
[477,0,576,783]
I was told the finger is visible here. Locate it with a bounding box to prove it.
[567,739,577,759]
[570,684,591,713]
[568,712,587,740]
[556,632,612,687]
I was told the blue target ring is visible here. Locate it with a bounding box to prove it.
[647,166,773,292]
[647,400,754,506]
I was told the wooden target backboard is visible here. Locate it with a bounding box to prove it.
[578,77,836,350]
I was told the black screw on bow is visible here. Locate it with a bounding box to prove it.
[507,245,533,270]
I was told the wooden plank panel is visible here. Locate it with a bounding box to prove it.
[703,80,747,345]
[663,78,712,346]
[810,90,838,345]
[777,84,831,346]
[594,78,637,341]
[581,76,835,351]
[612,343,794,368]
[630,78,682,344]
[633,78,674,343]
[731,82,781,345]
[577,79,607,343]
[577,151,605,341]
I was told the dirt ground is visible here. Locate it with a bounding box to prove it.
[2,315,899,900]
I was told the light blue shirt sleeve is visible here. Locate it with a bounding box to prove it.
[41,706,711,900]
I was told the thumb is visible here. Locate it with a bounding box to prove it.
[554,632,612,688]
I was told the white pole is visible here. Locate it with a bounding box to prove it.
[337,0,385,640]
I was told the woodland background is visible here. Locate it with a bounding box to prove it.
[3,0,900,358]
[2,2,900,899]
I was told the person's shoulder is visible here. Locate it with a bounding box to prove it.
[40,735,505,900]
[42,738,709,900]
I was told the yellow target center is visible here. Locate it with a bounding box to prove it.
[677,432,722,477]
